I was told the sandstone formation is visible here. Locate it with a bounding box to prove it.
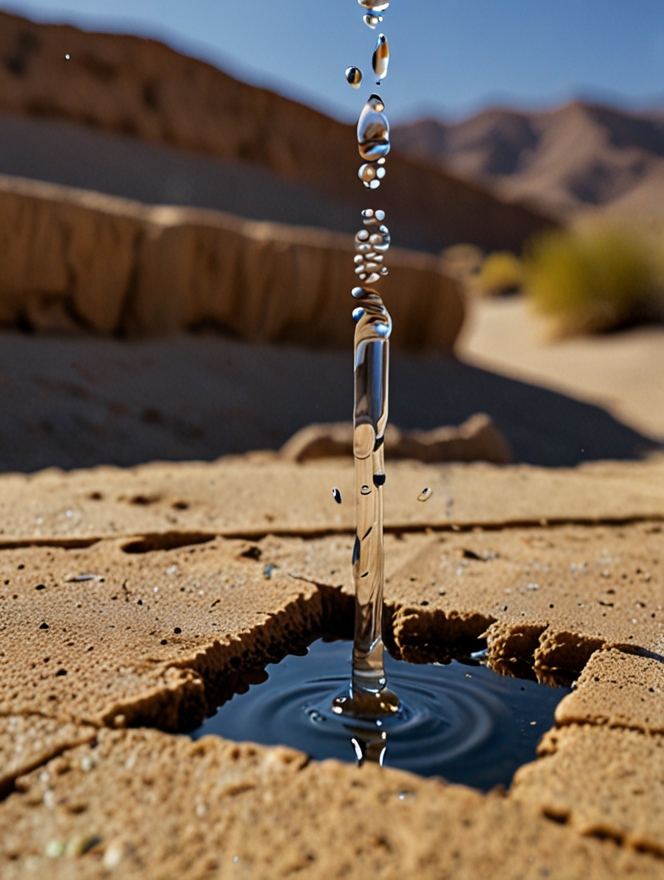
[0,10,557,254]
[279,414,513,464]
[0,455,661,542]
[0,174,464,348]
[0,456,662,876]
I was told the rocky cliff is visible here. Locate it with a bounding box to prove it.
[0,11,556,253]
[0,174,464,350]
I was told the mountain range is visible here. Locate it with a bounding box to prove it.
[0,10,554,255]
[393,101,664,223]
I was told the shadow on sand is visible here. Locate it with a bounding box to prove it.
[0,333,658,472]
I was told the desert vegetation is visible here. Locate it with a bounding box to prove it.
[523,225,664,335]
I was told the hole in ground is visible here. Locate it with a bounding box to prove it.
[121,533,215,554]
[193,638,569,793]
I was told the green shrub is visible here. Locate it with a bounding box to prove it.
[475,251,525,297]
[524,226,663,335]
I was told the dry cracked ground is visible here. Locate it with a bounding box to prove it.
[0,455,663,879]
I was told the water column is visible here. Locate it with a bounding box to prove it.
[332,2,399,740]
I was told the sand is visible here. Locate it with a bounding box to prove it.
[0,454,662,877]
[458,296,664,440]
[0,331,659,473]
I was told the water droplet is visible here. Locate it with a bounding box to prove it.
[372,35,389,80]
[375,209,386,221]
[64,54,71,60]
[351,286,373,299]
[358,163,379,186]
[364,272,381,283]
[376,166,386,179]
[361,485,372,495]
[380,266,389,276]
[356,242,371,253]
[357,94,390,162]
[332,488,342,504]
[355,229,370,243]
[370,230,391,252]
[363,13,383,28]
[373,473,386,487]
[361,208,375,220]
[354,254,365,264]
[418,488,433,502]
[345,66,363,89]
[359,0,390,12]
[352,307,365,322]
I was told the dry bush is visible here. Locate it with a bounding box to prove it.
[475,251,525,297]
[524,226,664,335]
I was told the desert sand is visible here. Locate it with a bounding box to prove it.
[458,296,664,440]
[0,456,663,878]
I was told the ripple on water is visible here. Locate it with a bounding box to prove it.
[193,640,568,792]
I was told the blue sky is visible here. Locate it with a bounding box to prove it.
[4,0,664,122]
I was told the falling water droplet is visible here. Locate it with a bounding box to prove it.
[355,229,370,243]
[373,473,386,487]
[360,485,372,496]
[357,94,390,162]
[351,286,372,299]
[345,66,363,89]
[352,307,365,322]
[332,488,342,504]
[359,0,390,11]
[358,163,382,188]
[372,35,389,80]
[64,54,71,60]
[363,14,383,29]
[418,488,433,502]
[375,210,386,221]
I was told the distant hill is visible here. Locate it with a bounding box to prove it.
[393,101,664,222]
[0,10,556,253]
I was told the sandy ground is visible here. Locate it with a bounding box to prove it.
[0,456,662,878]
[457,296,664,441]
[0,330,658,473]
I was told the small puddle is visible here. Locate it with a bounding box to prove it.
[194,639,569,791]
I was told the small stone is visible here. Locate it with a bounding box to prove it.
[66,834,101,856]
[45,839,66,858]
[103,840,129,869]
